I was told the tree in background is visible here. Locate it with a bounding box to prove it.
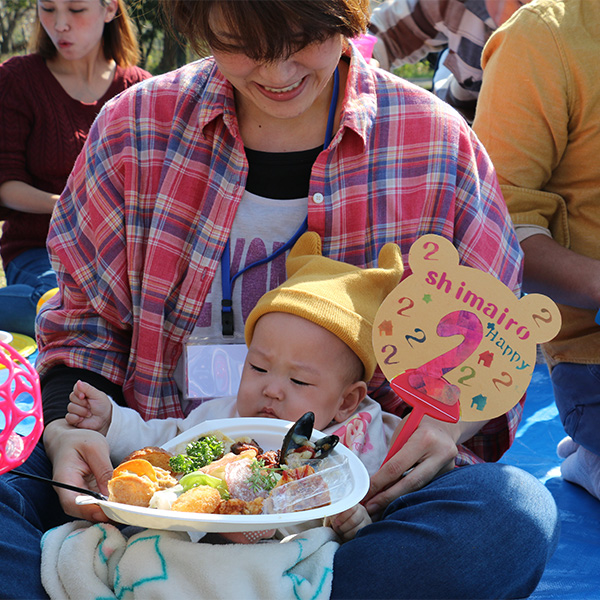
[0,0,32,55]
[128,0,190,73]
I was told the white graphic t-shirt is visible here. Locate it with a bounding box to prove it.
[175,190,308,406]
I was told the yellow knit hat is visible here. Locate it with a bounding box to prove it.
[244,232,404,382]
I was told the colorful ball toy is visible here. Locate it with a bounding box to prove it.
[0,340,43,475]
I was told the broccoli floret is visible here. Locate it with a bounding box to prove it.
[168,454,196,475]
[169,436,224,475]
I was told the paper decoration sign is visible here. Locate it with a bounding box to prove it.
[373,235,560,453]
[0,340,43,474]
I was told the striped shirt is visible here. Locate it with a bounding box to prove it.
[369,0,528,110]
[37,51,523,464]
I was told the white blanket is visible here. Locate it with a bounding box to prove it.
[41,521,339,600]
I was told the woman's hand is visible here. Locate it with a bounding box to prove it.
[362,415,486,518]
[43,419,114,522]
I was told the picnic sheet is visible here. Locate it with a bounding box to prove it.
[501,364,600,599]
[41,521,338,600]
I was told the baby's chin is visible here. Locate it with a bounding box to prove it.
[238,409,333,429]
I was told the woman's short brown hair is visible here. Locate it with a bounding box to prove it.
[160,0,370,62]
[29,0,141,67]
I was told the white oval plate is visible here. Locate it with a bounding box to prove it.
[77,417,370,532]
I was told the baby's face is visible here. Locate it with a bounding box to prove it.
[237,313,358,430]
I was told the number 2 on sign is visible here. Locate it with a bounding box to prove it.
[381,344,400,365]
[415,310,483,378]
[397,297,414,317]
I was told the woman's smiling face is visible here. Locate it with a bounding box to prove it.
[209,12,343,123]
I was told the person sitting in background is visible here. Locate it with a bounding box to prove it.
[369,0,528,122]
[473,0,600,500]
[0,0,151,337]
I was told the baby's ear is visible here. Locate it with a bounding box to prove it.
[335,381,368,423]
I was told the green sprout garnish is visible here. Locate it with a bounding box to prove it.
[247,459,280,493]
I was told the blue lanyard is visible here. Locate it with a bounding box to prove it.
[221,66,340,336]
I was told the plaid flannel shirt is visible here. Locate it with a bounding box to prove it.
[37,51,523,464]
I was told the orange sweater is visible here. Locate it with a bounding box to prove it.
[474,0,600,366]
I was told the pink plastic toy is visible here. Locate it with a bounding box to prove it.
[353,33,377,61]
[0,340,43,475]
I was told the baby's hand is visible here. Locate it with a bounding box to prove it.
[328,504,372,542]
[65,380,112,436]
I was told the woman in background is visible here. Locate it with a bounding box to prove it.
[0,0,151,337]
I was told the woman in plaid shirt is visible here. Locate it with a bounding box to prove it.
[1,0,558,598]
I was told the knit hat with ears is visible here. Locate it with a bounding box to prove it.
[244,231,404,382]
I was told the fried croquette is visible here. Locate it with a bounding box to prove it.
[170,485,222,513]
[108,473,158,507]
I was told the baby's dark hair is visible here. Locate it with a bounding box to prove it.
[160,0,370,61]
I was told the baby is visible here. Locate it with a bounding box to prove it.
[67,232,404,541]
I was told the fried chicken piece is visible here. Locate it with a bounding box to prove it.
[246,497,264,515]
[216,497,264,515]
[123,446,175,474]
[215,498,247,515]
[171,485,222,514]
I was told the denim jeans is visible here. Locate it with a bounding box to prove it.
[551,362,600,455]
[331,463,559,599]
[0,445,559,600]
[0,444,69,599]
[0,248,57,337]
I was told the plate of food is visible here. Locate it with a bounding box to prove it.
[76,414,370,532]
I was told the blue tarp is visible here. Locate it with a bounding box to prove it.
[501,364,600,598]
